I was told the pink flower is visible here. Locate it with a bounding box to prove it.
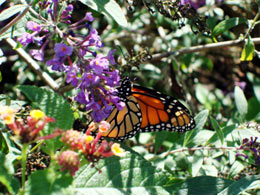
[58,150,79,176]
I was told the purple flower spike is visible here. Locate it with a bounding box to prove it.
[67,4,73,12]
[85,12,94,22]
[27,21,41,33]
[46,56,64,71]
[75,90,89,104]
[30,49,44,61]
[18,32,33,46]
[180,0,206,10]
[54,43,73,57]
[107,49,116,65]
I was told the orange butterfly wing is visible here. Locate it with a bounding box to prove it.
[132,85,195,133]
[89,78,196,141]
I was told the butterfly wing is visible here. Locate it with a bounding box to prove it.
[132,85,196,133]
[90,78,196,141]
[96,95,142,141]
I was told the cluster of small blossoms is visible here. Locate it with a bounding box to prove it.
[58,121,125,175]
[0,107,55,144]
[180,0,206,10]
[17,1,125,122]
[236,137,260,166]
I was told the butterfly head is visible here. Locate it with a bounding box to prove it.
[117,77,132,99]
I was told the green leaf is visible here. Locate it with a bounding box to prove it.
[191,151,203,177]
[184,110,209,146]
[0,0,6,6]
[240,36,255,61]
[234,86,248,117]
[74,152,180,194]
[0,152,20,194]
[0,13,27,40]
[0,131,9,154]
[79,0,128,27]
[247,72,260,103]
[177,176,233,195]
[228,161,245,178]
[205,124,236,146]
[219,175,260,195]
[18,85,74,132]
[246,97,260,120]
[212,17,247,37]
[210,116,224,144]
[25,169,73,195]
[0,4,27,22]
[154,131,168,153]
[257,0,260,11]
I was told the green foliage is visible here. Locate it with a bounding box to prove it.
[212,17,248,39]
[24,169,73,195]
[0,4,27,22]
[74,152,179,194]
[0,152,20,194]
[1,0,260,194]
[18,86,74,132]
[240,36,255,61]
[79,0,127,27]
[234,86,248,119]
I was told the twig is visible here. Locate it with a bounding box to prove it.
[151,37,260,61]
[162,146,237,158]
[243,12,260,41]
[5,38,59,91]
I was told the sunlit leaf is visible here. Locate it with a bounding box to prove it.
[234,86,248,117]
[79,0,128,27]
[212,17,247,37]
[240,36,255,61]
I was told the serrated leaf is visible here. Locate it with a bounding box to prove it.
[79,0,127,27]
[240,36,255,61]
[218,175,260,195]
[210,116,224,144]
[18,86,74,132]
[0,4,27,22]
[0,152,20,194]
[177,176,233,195]
[234,86,248,117]
[212,17,247,37]
[74,152,180,194]
[25,169,73,195]
[184,110,209,146]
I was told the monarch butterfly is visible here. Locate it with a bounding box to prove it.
[90,78,196,141]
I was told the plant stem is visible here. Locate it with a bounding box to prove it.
[21,144,29,190]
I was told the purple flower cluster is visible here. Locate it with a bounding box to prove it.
[17,1,124,122]
[236,137,260,166]
[180,0,206,10]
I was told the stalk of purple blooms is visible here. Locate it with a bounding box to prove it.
[17,0,124,122]
[236,137,260,166]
